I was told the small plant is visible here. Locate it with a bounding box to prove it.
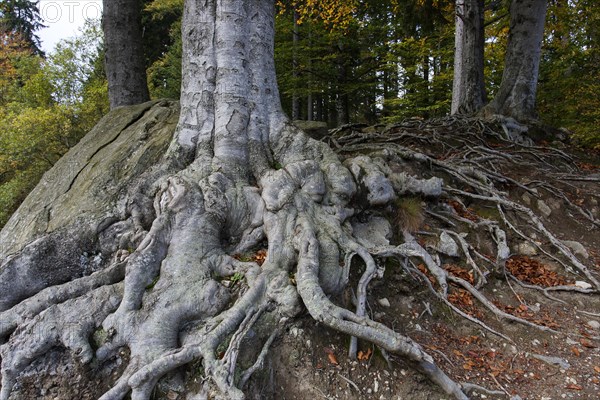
[394,196,424,233]
[233,253,253,262]
[230,272,245,285]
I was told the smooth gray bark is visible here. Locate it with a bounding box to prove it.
[102,0,150,109]
[484,0,548,121]
[451,0,486,115]
[0,1,477,399]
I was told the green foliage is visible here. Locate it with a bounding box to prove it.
[275,0,455,125]
[146,24,182,99]
[230,272,245,285]
[0,0,45,53]
[538,0,600,148]
[0,20,108,228]
[483,5,510,99]
[143,0,183,99]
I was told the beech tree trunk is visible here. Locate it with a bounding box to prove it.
[451,0,486,115]
[13,1,593,399]
[102,0,150,109]
[484,0,548,121]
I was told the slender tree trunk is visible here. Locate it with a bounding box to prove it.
[336,60,350,125]
[102,0,150,109]
[451,0,486,115]
[484,0,548,121]
[291,10,300,120]
[307,27,313,121]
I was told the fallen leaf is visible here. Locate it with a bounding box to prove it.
[327,353,339,365]
[571,347,581,357]
[358,348,372,361]
[566,384,582,390]
[594,366,600,374]
[580,338,598,348]
[253,249,267,266]
[517,304,528,312]
[462,361,475,370]
[453,350,465,358]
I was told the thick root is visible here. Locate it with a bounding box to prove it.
[1,114,598,400]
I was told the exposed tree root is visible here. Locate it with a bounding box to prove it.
[1,61,599,400]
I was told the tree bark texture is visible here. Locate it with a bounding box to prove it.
[4,1,593,400]
[451,0,486,115]
[102,0,150,109]
[0,0,470,397]
[484,0,548,121]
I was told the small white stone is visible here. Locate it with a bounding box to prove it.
[575,281,592,289]
[566,376,577,385]
[378,298,391,307]
[562,240,589,259]
[515,241,538,256]
[436,231,459,257]
[537,199,552,217]
[587,320,600,330]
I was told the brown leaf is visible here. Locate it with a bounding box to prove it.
[358,347,372,361]
[517,304,528,312]
[453,350,465,358]
[327,353,339,365]
[462,360,475,370]
[593,366,600,374]
[580,338,598,348]
[566,384,582,390]
[253,249,267,266]
[571,346,581,357]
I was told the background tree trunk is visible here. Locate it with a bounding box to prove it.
[291,10,300,120]
[484,0,547,121]
[102,0,150,109]
[451,0,486,115]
